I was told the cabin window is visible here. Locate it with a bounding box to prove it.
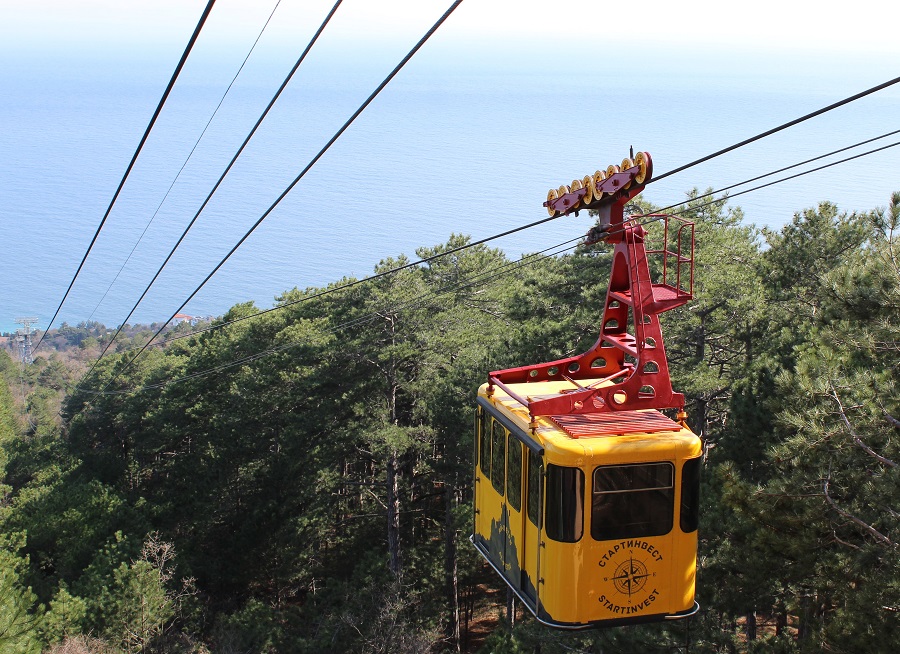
[507,436,522,512]
[526,450,541,527]
[545,464,584,543]
[490,420,506,494]
[680,457,701,533]
[591,463,674,541]
[478,409,490,477]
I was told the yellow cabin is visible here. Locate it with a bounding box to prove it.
[472,379,701,628]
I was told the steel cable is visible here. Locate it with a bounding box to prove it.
[650,74,900,184]
[78,207,688,396]
[89,0,465,394]
[34,0,218,351]
[77,237,581,395]
[68,127,900,397]
[144,127,900,348]
[70,71,896,396]
[81,0,345,383]
[655,138,900,216]
[86,0,284,325]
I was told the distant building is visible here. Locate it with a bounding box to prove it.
[169,314,214,327]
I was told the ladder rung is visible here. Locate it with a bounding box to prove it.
[600,332,638,357]
[608,290,633,306]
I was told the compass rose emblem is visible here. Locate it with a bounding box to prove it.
[612,556,649,597]
[598,542,663,614]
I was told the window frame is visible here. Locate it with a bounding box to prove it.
[680,457,701,533]
[477,408,490,478]
[544,464,584,543]
[490,419,506,495]
[591,462,675,541]
[526,449,542,527]
[506,434,523,512]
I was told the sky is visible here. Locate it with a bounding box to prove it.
[2,0,899,334]
[4,0,899,59]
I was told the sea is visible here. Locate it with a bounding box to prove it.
[2,31,899,335]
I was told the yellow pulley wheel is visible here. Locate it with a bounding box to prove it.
[620,158,634,189]
[546,188,559,216]
[593,170,606,200]
[569,178,583,210]
[582,174,594,204]
[558,184,570,197]
[633,151,649,184]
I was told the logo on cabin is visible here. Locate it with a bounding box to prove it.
[612,557,649,595]
[598,540,663,616]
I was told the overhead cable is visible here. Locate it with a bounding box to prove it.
[651,74,900,183]
[34,0,218,351]
[79,212,678,396]
[75,124,900,372]
[77,237,580,395]
[83,0,345,381]
[159,213,559,346]
[96,0,465,392]
[70,122,899,394]
[659,138,900,216]
[75,67,893,391]
[652,127,900,214]
[153,127,900,347]
[87,0,284,324]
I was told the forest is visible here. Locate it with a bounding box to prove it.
[1,189,897,653]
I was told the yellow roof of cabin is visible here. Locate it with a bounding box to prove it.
[478,379,701,461]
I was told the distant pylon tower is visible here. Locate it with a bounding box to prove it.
[14,317,38,365]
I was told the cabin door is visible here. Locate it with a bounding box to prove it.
[503,436,526,590]
[474,409,490,541]
[521,449,542,603]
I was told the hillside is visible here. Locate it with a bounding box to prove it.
[1,192,898,653]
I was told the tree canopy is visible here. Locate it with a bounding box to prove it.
[1,192,897,653]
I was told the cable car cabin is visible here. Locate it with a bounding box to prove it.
[471,151,701,628]
[472,380,701,628]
